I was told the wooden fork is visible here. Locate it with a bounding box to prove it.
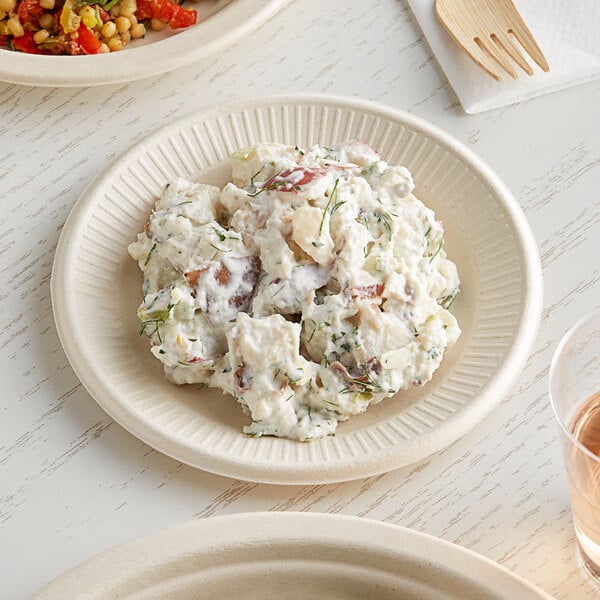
[435,0,550,81]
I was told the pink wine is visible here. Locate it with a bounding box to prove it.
[572,391,600,456]
[568,391,600,577]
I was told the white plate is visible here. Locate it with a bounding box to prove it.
[33,512,554,599]
[0,0,288,87]
[51,94,543,484]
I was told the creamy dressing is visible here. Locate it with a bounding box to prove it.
[129,141,461,441]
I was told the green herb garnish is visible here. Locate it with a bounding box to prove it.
[144,243,157,266]
[330,200,346,214]
[440,291,457,309]
[374,210,392,241]
[318,178,339,236]
[139,303,174,342]
[250,168,263,187]
[429,237,444,263]
[212,226,226,242]
[247,173,289,198]
[210,243,232,253]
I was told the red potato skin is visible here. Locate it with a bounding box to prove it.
[348,283,384,300]
[262,167,329,194]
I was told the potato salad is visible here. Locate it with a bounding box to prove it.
[129,141,461,441]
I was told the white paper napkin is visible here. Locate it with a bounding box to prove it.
[406,0,600,113]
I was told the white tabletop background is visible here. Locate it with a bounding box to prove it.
[1,1,599,598]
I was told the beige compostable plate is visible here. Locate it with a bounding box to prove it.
[51,93,543,484]
[33,512,554,599]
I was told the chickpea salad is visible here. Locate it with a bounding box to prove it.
[129,141,461,442]
[0,0,197,55]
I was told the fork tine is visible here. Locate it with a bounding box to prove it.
[491,33,533,76]
[435,0,548,81]
[462,39,505,81]
[506,16,549,72]
[435,1,504,81]
[475,36,518,79]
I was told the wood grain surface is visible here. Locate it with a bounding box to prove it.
[1,0,599,598]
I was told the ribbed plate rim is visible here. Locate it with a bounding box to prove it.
[51,93,543,484]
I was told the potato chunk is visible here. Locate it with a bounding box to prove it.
[291,206,334,265]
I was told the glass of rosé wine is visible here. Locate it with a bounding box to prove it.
[550,308,600,580]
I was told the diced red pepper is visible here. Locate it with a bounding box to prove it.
[169,4,196,28]
[136,0,196,29]
[135,0,153,19]
[137,0,167,21]
[77,24,102,54]
[17,0,44,27]
[12,31,48,54]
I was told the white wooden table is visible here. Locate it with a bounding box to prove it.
[1,1,599,598]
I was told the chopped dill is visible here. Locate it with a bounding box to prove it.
[271,285,285,298]
[144,243,157,266]
[330,200,347,214]
[440,291,457,309]
[212,226,226,242]
[210,243,232,253]
[374,210,392,241]
[250,168,263,187]
[318,178,339,236]
[429,237,444,263]
[139,303,174,343]
[247,173,288,198]
[428,347,440,360]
